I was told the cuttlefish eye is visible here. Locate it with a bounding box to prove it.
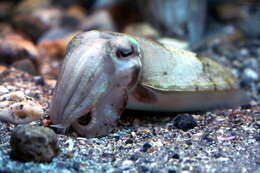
[108,36,140,60]
[116,45,134,58]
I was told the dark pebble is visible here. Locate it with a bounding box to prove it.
[168,168,180,173]
[138,165,149,172]
[185,140,192,146]
[102,152,115,159]
[252,123,260,129]
[72,162,81,171]
[239,80,254,90]
[173,114,197,131]
[33,76,45,86]
[241,104,252,109]
[142,142,152,152]
[254,135,260,142]
[213,153,222,158]
[10,125,59,162]
[171,153,180,159]
[125,139,133,144]
[113,135,120,141]
[129,154,139,161]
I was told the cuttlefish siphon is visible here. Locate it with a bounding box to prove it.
[50,30,249,137]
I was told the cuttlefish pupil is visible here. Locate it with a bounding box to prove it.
[50,30,249,138]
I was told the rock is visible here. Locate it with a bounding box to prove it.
[0,91,44,124]
[125,138,133,144]
[170,153,180,159]
[142,142,152,152]
[0,34,40,74]
[0,85,9,96]
[243,68,259,82]
[12,59,38,75]
[0,1,14,20]
[65,5,87,21]
[13,4,75,42]
[81,9,116,31]
[33,76,45,86]
[173,114,197,131]
[0,65,7,73]
[121,160,134,170]
[168,168,181,173]
[138,0,207,43]
[38,30,78,60]
[10,125,59,162]
[0,22,14,36]
[14,0,52,15]
[123,23,160,39]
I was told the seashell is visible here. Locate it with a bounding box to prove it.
[0,91,44,124]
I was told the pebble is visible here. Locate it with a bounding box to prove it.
[121,160,134,170]
[142,142,152,152]
[10,125,59,162]
[123,22,159,39]
[0,85,9,95]
[168,168,181,173]
[173,114,197,131]
[243,68,259,81]
[33,76,45,86]
[171,153,180,159]
[125,138,133,144]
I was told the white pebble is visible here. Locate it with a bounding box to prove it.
[121,160,134,170]
[243,68,259,81]
[0,86,9,96]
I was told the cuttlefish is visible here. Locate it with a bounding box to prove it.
[50,31,249,137]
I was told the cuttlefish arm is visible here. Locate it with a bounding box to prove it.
[50,31,142,137]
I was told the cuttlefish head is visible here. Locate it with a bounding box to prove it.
[50,31,142,137]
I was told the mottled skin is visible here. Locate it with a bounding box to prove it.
[50,31,248,137]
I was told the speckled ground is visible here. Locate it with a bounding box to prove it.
[0,37,260,173]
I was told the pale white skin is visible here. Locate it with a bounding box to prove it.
[50,31,248,137]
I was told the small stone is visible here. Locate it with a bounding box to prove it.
[173,114,197,131]
[12,59,38,75]
[254,135,260,142]
[33,76,45,86]
[138,165,149,172]
[124,22,160,39]
[171,153,180,159]
[121,160,134,170]
[142,142,152,152]
[243,68,259,81]
[168,168,177,173]
[168,168,181,173]
[0,85,9,95]
[0,34,40,72]
[125,138,133,144]
[10,125,59,162]
[0,65,7,73]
